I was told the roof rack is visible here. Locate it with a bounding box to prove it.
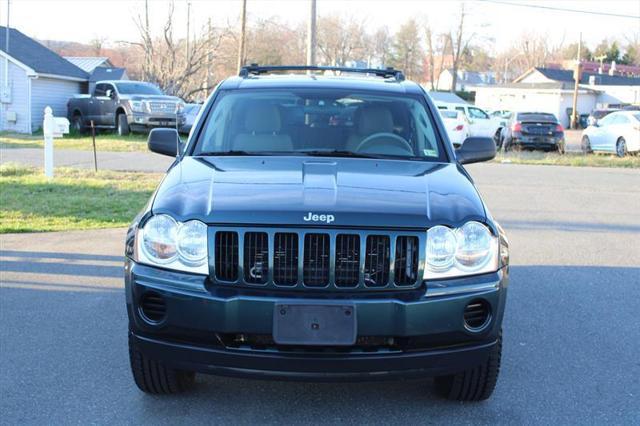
[238,64,406,82]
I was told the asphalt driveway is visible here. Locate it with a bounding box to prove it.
[1,163,639,424]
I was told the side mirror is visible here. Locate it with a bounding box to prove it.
[105,89,113,98]
[456,137,496,165]
[148,128,182,157]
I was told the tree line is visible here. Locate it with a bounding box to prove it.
[49,2,640,101]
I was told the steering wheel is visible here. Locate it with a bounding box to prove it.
[356,132,414,156]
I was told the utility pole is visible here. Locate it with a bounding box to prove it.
[205,18,213,94]
[237,0,247,73]
[570,33,582,130]
[306,0,317,66]
[186,1,191,64]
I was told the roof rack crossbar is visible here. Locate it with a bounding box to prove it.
[239,64,405,81]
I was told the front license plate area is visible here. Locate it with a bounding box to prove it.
[273,304,356,346]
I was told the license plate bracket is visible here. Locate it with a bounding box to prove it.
[273,304,357,346]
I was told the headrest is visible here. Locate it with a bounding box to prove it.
[244,103,281,133]
[356,105,394,134]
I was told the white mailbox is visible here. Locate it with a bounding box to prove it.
[53,117,70,138]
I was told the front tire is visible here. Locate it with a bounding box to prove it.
[117,113,130,136]
[581,136,592,154]
[434,332,502,402]
[616,138,627,158]
[71,114,85,135]
[129,335,195,394]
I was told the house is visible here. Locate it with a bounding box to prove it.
[475,67,640,127]
[65,56,128,94]
[0,26,89,133]
[427,91,468,105]
[436,69,496,92]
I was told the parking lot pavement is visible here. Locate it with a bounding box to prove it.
[1,163,639,424]
[0,147,173,172]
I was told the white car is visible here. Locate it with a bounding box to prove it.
[439,110,469,147]
[435,102,502,140]
[581,111,640,157]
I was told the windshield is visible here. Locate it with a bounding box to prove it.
[115,82,163,95]
[517,113,557,122]
[193,89,445,161]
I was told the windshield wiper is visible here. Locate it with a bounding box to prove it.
[196,150,270,156]
[297,150,380,159]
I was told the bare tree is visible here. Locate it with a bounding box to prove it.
[317,14,367,66]
[129,1,230,101]
[424,24,435,90]
[449,3,474,92]
[371,26,392,67]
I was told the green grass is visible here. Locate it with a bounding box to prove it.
[0,164,162,233]
[0,131,148,152]
[492,151,640,168]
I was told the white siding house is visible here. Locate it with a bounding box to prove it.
[0,59,31,133]
[475,84,597,128]
[474,67,640,127]
[30,77,83,130]
[1,26,88,134]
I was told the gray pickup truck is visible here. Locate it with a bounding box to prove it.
[67,80,185,135]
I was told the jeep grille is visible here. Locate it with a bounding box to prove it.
[210,228,424,291]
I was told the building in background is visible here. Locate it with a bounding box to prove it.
[65,56,128,94]
[436,69,496,92]
[475,67,640,127]
[0,26,88,133]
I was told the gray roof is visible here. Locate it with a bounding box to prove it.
[0,26,88,80]
[532,67,640,86]
[89,67,127,82]
[64,56,111,73]
[427,91,468,104]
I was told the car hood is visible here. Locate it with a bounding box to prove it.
[151,157,487,228]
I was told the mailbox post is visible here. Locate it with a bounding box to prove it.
[42,106,69,179]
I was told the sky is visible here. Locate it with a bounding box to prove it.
[1,0,639,53]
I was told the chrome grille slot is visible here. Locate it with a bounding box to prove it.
[303,233,330,287]
[273,233,298,286]
[364,235,390,287]
[335,234,360,287]
[394,236,419,285]
[215,231,238,281]
[244,232,268,284]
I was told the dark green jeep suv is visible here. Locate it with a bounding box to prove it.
[125,65,509,401]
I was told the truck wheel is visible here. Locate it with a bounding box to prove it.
[434,331,502,402]
[71,114,85,135]
[581,136,592,154]
[129,334,195,394]
[117,113,130,136]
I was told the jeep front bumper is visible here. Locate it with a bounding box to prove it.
[125,260,508,381]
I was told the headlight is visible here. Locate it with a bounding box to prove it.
[175,101,185,114]
[176,220,208,265]
[455,221,493,270]
[136,214,208,274]
[129,100,147,113]
[426,226,456,271]
[424,221,498,279]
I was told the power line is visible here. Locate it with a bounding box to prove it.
[479,0,640,19]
